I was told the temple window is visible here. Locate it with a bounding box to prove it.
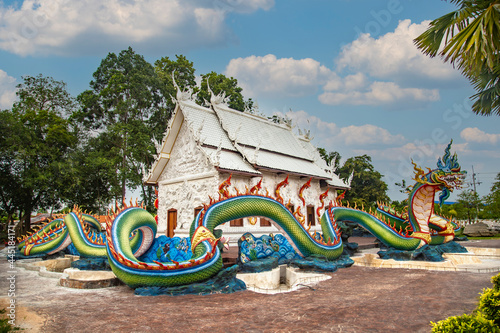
[307,206,315,226]
[230,219,244,227]
[260,218,272,227]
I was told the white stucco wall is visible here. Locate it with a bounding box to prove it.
[157,121,217,234]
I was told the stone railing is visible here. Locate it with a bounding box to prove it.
[459,219,500,226]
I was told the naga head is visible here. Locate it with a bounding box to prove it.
[191,225,219,250]
[413,140,467,205]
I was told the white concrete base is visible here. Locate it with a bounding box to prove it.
[352,248,500,273]
[16,255,80,276]
[237,267,281,290]
[465,247,500,257]
[62,268,117,281]
[237,264,331,294]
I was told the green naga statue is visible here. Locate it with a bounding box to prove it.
[18,140,466,288]
[330,139,466,250]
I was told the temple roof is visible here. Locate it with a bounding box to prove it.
[144,91,349,189]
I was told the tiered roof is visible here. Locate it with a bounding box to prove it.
[144,89,349,189]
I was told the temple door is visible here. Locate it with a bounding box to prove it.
[167,209,177,238]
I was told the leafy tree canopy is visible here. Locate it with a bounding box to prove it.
[318,150,389,208]
[337,154,390,207]
[153,55,197,138]
[63,133,122,215]
[414,0,500,116]
[76,47,167,204]
[1,74,77,233]
[457,189,483,222]
[317,148,342,170]
[76,47,165,129]
[196,71,254,112]
[0,110,25,227]
[155,54,196,96]
[484,172,500,218]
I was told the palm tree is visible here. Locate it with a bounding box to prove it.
[414,0,500,116]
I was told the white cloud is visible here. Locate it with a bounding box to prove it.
[336,19,461,86]
[225,19,456,108]
[229,0,274,13]
[0,70,17,109]
[319,81,439,106]
[461,127,500,145]
[353,142,458,163]
[225,54,439,107]
[284,110,338,133]
[277,109,404,147]
[0,0,274,56]
[352,141,473,187]
[313,19,463,108]
[336,124,405,146]
[225,54,336,98]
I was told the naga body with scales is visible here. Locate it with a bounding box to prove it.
[18,141,466,288]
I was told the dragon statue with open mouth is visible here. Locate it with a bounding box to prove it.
[18,141,466,288]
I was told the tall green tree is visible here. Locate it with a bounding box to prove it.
[63,133,121,215]
[1,75,77,234]
[196,71,254,111]
[318,150,390,208]
[154,55,196,95]
[337,155,390,208]
[414,0,500,116]
[457,189,483,222]
[153,55,197,138]
[484,173,500,218]
[0,110,24,228]
[76,47,167,206]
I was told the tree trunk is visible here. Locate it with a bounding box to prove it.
[121,162,126,204]
[141,183,151,209]
[23,213,30,233]
[121,113,128,204]
[21,204,32,235]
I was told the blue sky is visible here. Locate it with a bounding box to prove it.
[0,0,498,201]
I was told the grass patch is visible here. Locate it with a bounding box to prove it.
[0,308,20,332]
[467,234,500,240]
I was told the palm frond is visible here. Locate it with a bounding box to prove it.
[414,0,500,116]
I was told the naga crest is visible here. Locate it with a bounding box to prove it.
[413,140,467,204]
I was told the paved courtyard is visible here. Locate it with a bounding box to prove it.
[1,238,498,332]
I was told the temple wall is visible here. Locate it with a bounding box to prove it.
[211,172,338,242]
[157,122,217,234]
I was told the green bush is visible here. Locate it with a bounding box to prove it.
[431,273,500,332]
[431,313,499,333]
[478,287,500,326]
[492,273,500,290]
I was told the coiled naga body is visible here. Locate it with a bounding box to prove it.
[18,141,466,288]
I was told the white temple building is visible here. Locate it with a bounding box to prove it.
[143,87,350,242]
